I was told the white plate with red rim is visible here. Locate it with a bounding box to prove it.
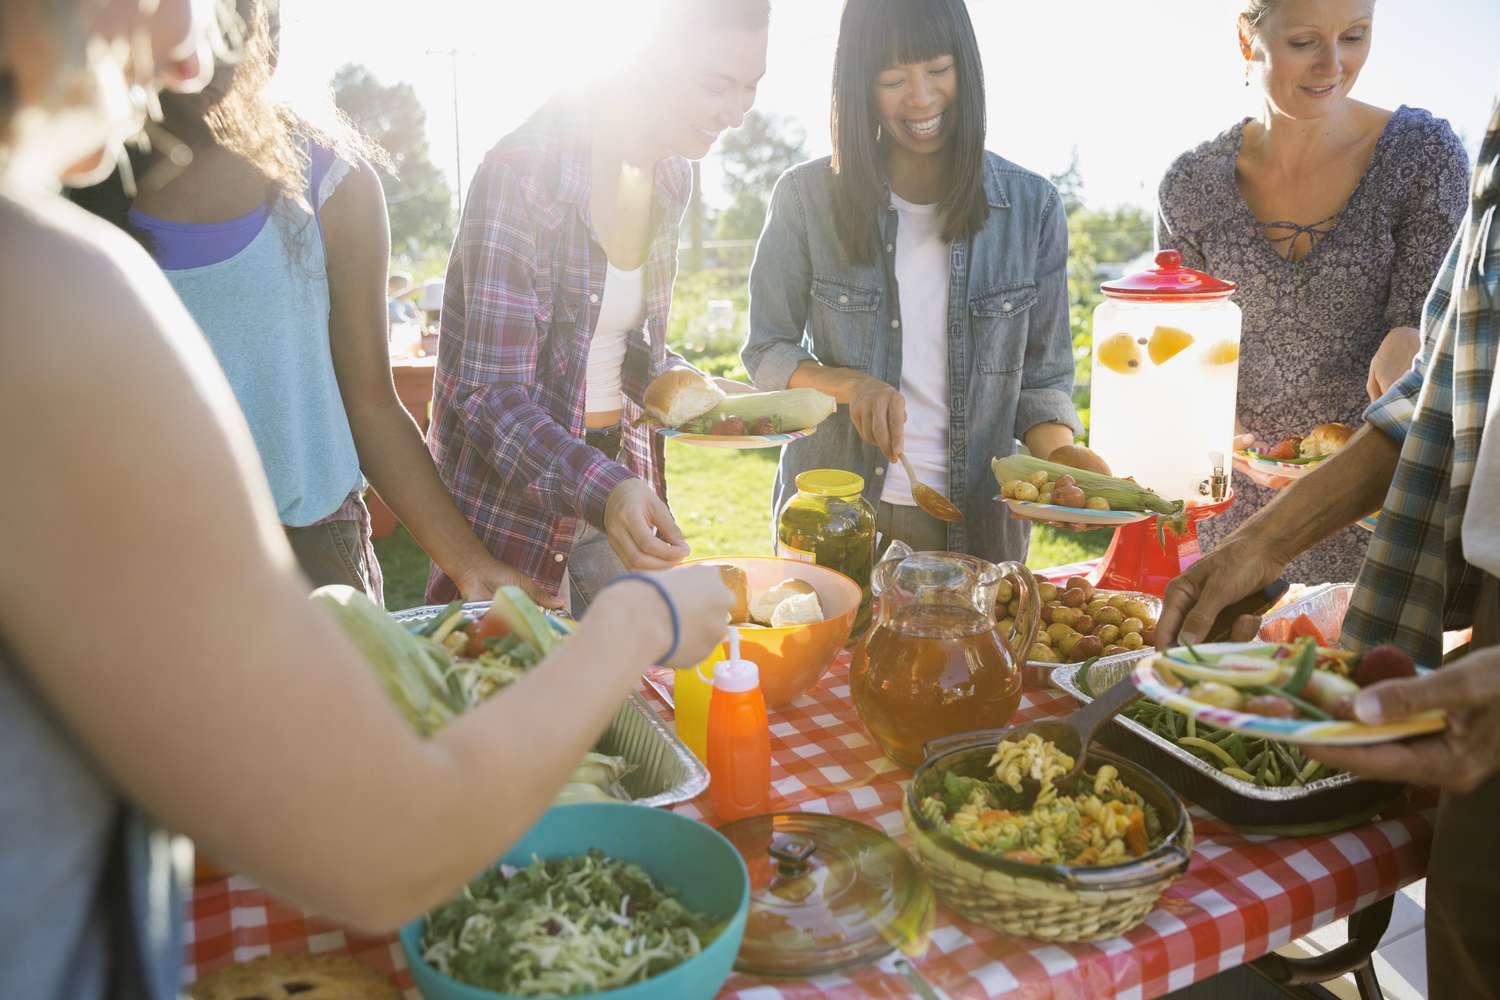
[1133,641,1446,746]
[657,426,817,449]
[999,497,1153,527]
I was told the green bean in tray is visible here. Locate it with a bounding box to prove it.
[1077,670,1336,789]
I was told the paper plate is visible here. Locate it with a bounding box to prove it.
[1234,449,1327,480]
[1133,642,1446,746]
[1357,512,1379,533]
[658,426,817,449]
[1000,498,1153,527]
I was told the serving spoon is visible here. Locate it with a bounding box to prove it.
[899,454,963,523]
[923,666,1143,809]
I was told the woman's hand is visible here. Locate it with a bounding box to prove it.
[604,479,690,571]
[451,557,563,609]
[1308,646,1500,793]
[1367,326,1421,402]
[847,373,907,461]
[1231,431,1293,490]
[589,565,734,669]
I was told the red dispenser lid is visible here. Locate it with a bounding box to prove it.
[1101,250,1237,302]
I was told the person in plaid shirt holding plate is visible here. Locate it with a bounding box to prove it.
[427,0,769,611]
[1160,94,1500,998]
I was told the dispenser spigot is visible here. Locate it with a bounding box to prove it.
[1199,454,1229,502]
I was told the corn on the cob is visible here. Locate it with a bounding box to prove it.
[682,387,835,433]
[991,455,1180,516]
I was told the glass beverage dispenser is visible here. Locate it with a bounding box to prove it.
[1087,250,1242,503]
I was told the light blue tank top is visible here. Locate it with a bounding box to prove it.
[135,146,363,526]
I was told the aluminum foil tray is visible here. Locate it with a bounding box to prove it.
[1052,651,1400,833]
[1258,582,1354,642]
[392,602,708,808]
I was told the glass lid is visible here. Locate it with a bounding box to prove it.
[718,812,934,978]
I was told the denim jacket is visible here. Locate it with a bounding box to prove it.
[743,151,1080,566]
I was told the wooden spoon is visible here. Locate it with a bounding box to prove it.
[899,454,963,523]
[922,669,1142,808]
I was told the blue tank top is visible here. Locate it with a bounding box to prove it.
[132,144,364,526]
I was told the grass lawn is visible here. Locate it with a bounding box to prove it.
[374,440,1108,611]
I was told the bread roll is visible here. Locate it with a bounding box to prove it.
[1301,422,1355,458]
[750,578,817,625]
[705,562,751,624]
[770,590,825,627]
[643,369,725,428]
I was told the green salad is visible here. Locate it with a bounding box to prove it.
[422,850,721,996]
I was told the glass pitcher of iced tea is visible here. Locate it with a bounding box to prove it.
[850,542,1040,767]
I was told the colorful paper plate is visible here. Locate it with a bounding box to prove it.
[657,426,817,449]
[1357,512,1379,532]
[1234,449,1328,480]
[1000,498,1153,527]
[1133,642,1446,746]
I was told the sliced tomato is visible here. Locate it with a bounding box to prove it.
[463,611,510,658]
[1286,614,1330,647]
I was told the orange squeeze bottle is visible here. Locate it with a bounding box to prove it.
[706,650,771,823]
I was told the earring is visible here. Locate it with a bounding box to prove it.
[876,124,883,141]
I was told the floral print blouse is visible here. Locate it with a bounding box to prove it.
[1155,105,1471,585]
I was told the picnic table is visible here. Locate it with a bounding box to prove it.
[184,651,1432,998]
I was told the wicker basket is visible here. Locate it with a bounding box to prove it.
[904,743,1193,942]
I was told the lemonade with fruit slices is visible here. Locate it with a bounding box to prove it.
[1088,296,1241,503]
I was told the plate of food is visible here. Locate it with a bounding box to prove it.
[991,455,1181,528]
[1236,422,1353,479]
[643,370,834,449]
[1133,640,1446,745]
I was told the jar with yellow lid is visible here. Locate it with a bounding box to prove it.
[776,470,877,624]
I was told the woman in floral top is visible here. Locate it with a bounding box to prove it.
[1155,0,1469,585]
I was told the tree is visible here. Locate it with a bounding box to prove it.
[332,64,454,257]
[710,111,809,242]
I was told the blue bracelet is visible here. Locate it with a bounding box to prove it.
[606,573,681,665]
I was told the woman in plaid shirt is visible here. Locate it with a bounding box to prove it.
[1160,95,1500,999]
[426,0,770,611]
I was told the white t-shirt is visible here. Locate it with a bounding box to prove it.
[881,192,951,507]
[585,263,645,415]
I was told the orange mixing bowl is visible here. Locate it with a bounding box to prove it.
[695,557,862,708]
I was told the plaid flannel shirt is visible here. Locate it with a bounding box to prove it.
[426,96,692,601]
[1344,98,1500,666]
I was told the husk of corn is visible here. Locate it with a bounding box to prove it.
[701,387,835,431]
[991,455,1181,516]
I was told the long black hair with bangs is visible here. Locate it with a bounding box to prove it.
[830,0,988,264]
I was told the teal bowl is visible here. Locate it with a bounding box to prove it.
[400,804,749,1000]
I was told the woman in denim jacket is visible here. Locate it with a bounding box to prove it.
[743,0,1104,565]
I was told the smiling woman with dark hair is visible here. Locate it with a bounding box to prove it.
[743,0,1103,563]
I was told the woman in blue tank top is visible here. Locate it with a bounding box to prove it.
[72,0,555,609]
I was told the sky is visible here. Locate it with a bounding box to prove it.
[276,1,1500,212]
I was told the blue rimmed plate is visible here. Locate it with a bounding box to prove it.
[1000,497,1152,527]
[1133,642,1446,746]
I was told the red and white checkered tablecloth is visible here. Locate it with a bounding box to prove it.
[184,652,1433,999]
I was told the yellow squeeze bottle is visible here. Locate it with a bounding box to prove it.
[674,641,725,763]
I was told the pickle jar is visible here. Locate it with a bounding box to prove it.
[776,470,877,612]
